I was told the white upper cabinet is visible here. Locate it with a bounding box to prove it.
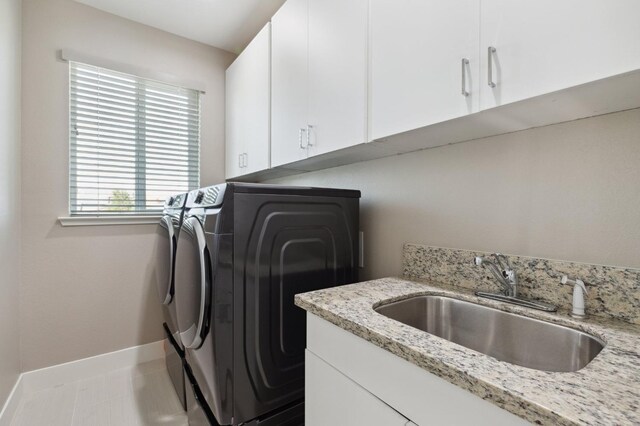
[271,0,309,168]
[271,0,368,167]
[480,0,640,109]
[307,0,368,157]
[228,0,640,179]
[225,23,271,179]
[370,0,480,141]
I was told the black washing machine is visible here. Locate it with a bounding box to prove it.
[155,192,189,411]
[174,183,360,425]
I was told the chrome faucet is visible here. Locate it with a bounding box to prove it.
[474,253,518,298]
[474,253,557,312]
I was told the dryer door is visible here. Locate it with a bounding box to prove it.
[175,216,210,349]
[155,215,175,305]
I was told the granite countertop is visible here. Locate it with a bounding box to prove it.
[295,277,640,425]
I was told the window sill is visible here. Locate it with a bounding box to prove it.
[58,215,162,227]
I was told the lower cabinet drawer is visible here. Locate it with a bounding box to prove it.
[306,350,411,426]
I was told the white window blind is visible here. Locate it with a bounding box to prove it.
[69,62,200,215]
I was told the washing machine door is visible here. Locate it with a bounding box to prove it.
[155,215,175,305]
[175,216,210,349]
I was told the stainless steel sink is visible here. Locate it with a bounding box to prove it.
[374,295,604,372]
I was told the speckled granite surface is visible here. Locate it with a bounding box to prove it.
[403,244,640,325]
[295,278,640,425]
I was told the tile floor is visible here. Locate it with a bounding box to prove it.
[9,359,188,426]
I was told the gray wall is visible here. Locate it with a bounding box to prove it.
[267,108,640,280]
[20,0,235,371]
[0,0,22,406]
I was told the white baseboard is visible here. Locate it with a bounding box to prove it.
[21,340,165,393]
[0,376,23,426]
[0,340,164,424]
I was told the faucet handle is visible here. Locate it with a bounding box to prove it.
[504,269,516,282]
[493,253,512,271]
[474,256,484,266]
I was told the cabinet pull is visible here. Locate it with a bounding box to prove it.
[461,58,470,97]
[298,128,307,149]
[306,125,313,147]
[238,153,247,168]
[487,46,497,88]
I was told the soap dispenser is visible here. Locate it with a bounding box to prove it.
[561,275,588,319]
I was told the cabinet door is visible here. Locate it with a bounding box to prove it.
[370,0,480,141]
[225,62,245,179]
[225,24,271,178]
[242,24,271,175]
[271,0,309,167]
[480,0,640,109]
[306,350,410,426]
[307,0,368,156]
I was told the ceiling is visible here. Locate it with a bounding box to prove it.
[74,0,286,54]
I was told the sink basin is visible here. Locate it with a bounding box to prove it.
[374,295,604,372]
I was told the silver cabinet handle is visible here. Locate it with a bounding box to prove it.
[238,153,248,168]
[487,46,497,88]
[306,125,313,147]
[461,58,470,97]
[298,128,307,149]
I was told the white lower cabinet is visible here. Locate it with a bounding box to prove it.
[306,350,411,426]
[305,314,529,426]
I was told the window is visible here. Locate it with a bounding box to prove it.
[69,62,200,215]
